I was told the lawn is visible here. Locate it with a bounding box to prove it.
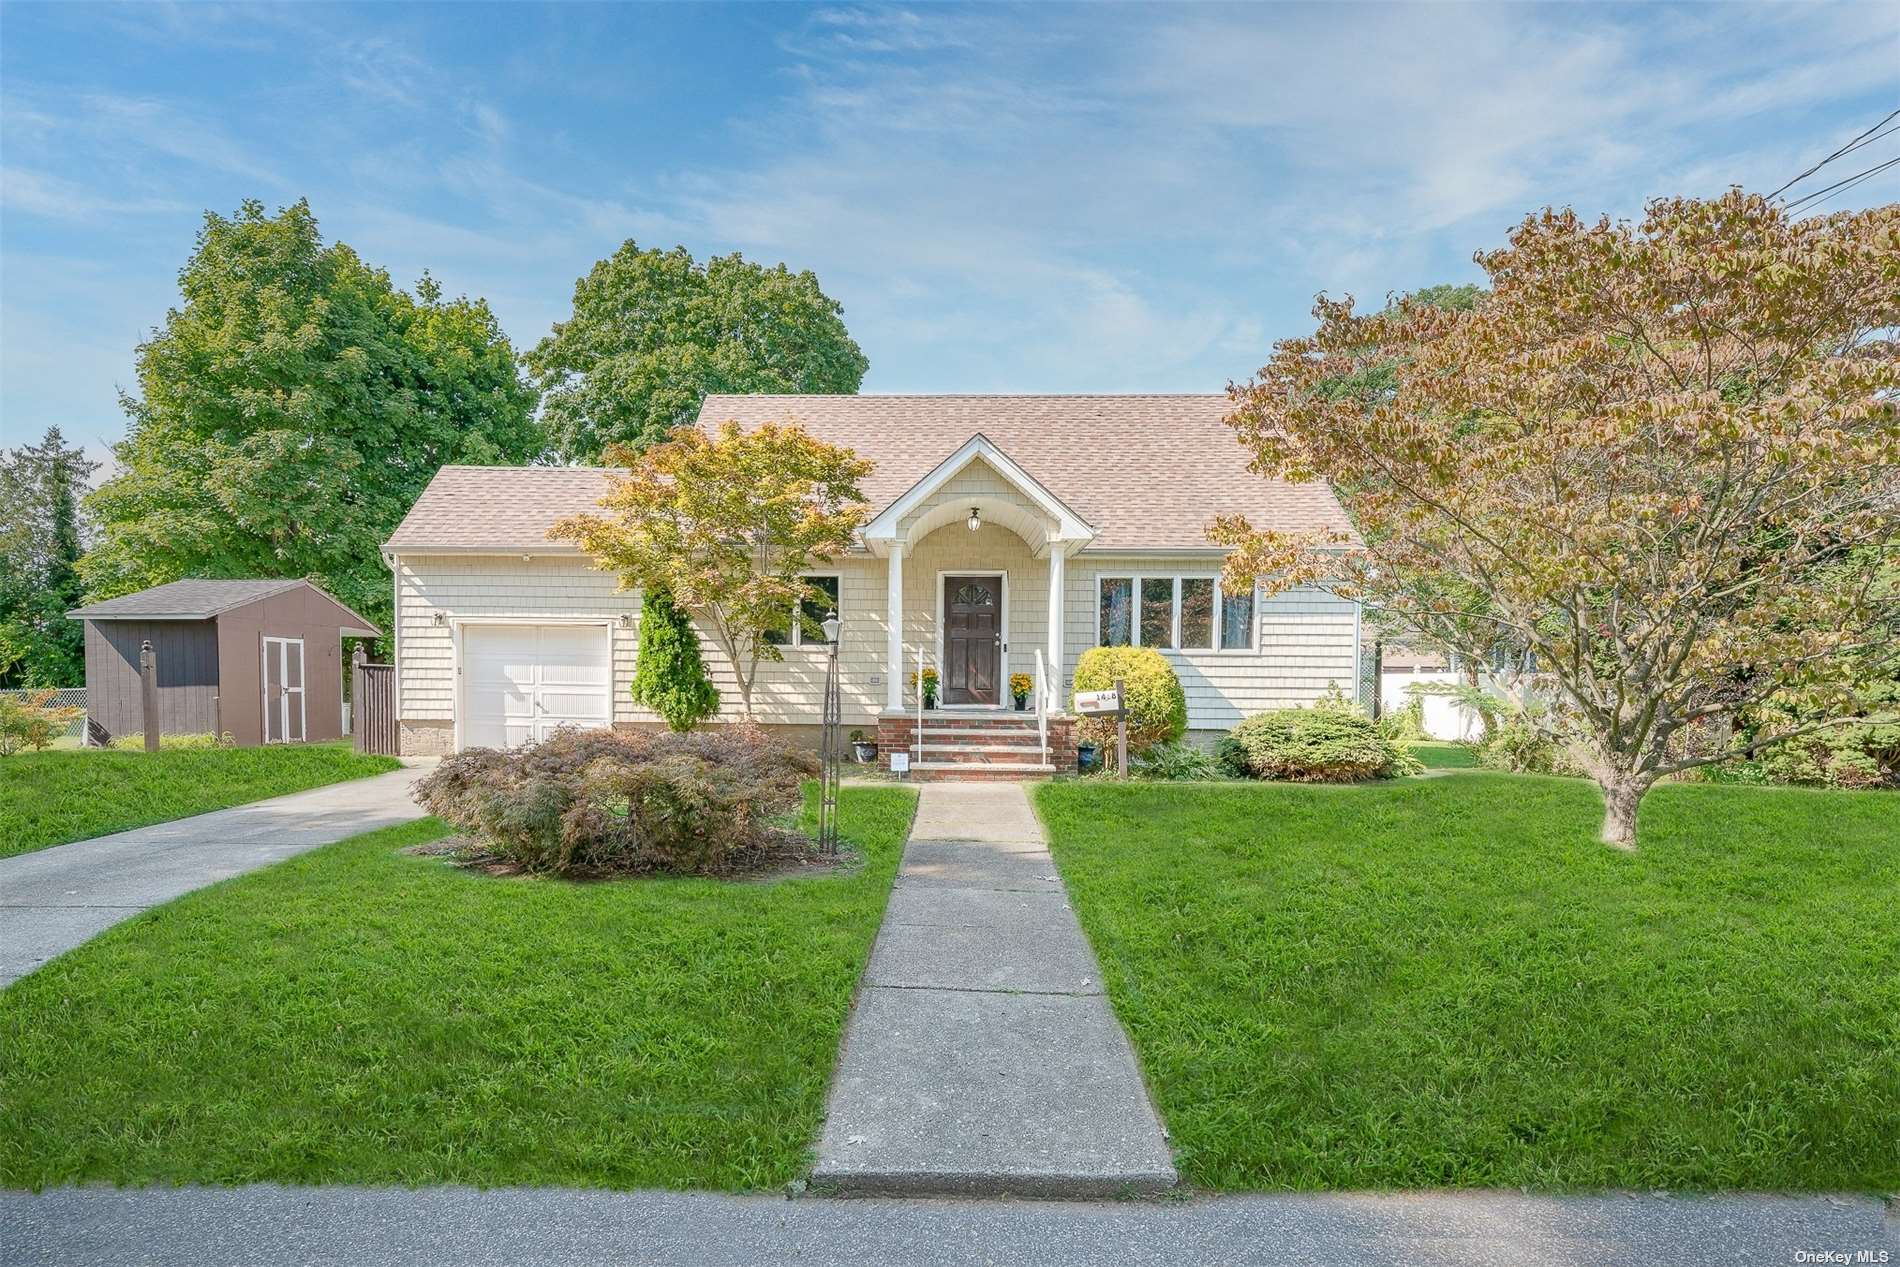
[1035,775,1900,1192]
[0,743,401,860]
[1409,739,1478,769]
[0,785,916,1192]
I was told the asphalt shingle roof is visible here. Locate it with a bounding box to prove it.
[68,578,381,636]
[384,395,1353,553]
[69,579,307,619]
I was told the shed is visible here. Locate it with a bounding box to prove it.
[68,579,381,747]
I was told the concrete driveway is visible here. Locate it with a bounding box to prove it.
[0,762,431,987]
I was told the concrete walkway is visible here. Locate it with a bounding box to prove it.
[0,764,431,987]
[812,782,1177,1197]
[4,1185,1891,1267]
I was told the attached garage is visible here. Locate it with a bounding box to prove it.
[456,622,613,750]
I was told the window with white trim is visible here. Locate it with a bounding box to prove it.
[1097,574,1255,651]
[764,573,840,647]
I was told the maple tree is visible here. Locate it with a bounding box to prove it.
[1217,191,1900,846]
[552,422,871,720]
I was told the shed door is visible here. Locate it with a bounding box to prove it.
[461,624,611,750]
[262,636,306,744]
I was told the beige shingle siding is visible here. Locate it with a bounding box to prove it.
[397,543,1358,739]
[395,553,891,728]
[1063,555,1358,729]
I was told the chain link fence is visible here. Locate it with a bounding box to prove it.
[0,687,88,739]
[1357,639,1382,719]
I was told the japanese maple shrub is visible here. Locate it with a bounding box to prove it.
[413,727,817,877]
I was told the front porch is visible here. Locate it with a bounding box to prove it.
[861,435,1093,779]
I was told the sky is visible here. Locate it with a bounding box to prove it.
[3,1,1898,471]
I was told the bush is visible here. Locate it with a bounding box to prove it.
[1475,706,1582,776]
[629,586,720,732]
[1213,734,1251,778]
[1131,740,1222,781]
[0,691,85,755]
[1070,646,1186,754]
[1377,696,1426,743]
[1229,701,1417,782]
[412,726,818,877]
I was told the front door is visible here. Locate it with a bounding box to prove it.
[943,575,1002,705]
[261,636,306,743]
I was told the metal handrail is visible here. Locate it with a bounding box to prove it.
[912,643,927,768]
[1033,646,1050,767]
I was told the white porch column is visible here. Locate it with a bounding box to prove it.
[885,541,905,711]
[1046,542,1066,705]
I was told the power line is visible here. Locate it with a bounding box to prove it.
[1767,105,1900,200]
[1783,153,1900,215]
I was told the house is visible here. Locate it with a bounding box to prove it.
[382,394,1362,775]
[68,579,380,747]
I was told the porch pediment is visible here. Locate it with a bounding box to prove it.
[860,433,1095,558]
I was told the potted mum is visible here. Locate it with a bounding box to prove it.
[849,728,878,763]
[907,667,940,709]
[1009,673,1034,711]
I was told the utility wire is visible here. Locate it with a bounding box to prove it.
[1767,105,1900,200]
[1783,154,1900,215]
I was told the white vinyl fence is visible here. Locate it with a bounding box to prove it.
[1380,671,1490,741]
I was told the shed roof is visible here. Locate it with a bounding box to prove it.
[69,579,381,636]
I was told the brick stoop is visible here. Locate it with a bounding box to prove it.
[877,712,1078,781]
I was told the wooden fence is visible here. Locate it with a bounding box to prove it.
[350,648,399,756]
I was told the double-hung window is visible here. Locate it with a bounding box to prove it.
[1097,574,1255,651]
[765,573,841,647]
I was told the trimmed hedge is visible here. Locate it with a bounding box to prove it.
[1071,645,1187,753]
[1229,703,1416,782]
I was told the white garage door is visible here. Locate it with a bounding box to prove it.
[460,623,612,749]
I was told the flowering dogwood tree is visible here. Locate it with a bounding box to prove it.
[1216,192,1899,847]
[552,421,871,721]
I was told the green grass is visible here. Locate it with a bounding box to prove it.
[1035,775,1900,1192]
[1409,739,1479,769]
[0,743,401,859]
[0,785,916,1191]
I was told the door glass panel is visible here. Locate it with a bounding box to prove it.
[1140,578,1175,648]
[284,640,303,687]
[1180,579,1214,649]
[1099,578,1132,646]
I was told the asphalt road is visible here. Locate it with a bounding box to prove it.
[2,1185,1892,1267]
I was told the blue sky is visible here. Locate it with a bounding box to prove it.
[3,1,1897,468]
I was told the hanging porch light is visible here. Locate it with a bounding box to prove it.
[966,505,981,532]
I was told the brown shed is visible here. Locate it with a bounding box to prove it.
[68,579,380,747]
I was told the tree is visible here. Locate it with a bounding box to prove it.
[629,586,720,731]
[82,200,541,647]
[527,243,868,462]
[1215,191,1900,848]
[0,428,98,687]
[551,422,871,720]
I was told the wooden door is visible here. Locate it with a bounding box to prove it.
[943,575,1001,705]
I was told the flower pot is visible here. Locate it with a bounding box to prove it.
[924,697,938,710]
[852,741,878,764]
[1077,742,1101,773]
[1013,696,1029,711]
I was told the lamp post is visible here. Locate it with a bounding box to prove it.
[818,611,842,856]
